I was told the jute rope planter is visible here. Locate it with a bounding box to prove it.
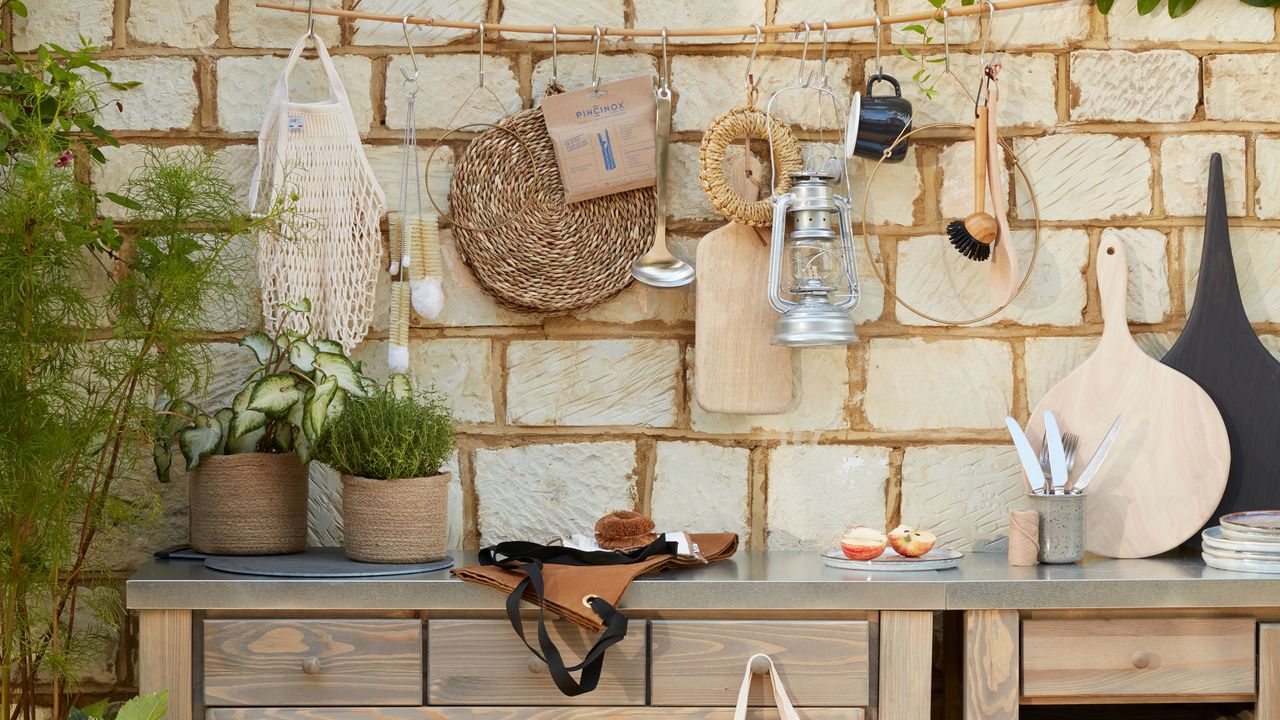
[189,453,308,556]
[698,104,804,227]
[342,474,449,563]
[448,106,656,315]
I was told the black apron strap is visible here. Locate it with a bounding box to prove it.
[479,536,674,696]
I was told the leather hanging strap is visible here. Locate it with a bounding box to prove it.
[479,536,676,696]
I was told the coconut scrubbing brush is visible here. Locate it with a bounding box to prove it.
[947,105,998,261]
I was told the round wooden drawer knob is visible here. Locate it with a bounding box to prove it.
[527,656,544,674]
[750,655,772,676]
[302,656,323,675]
[1131,651,1152,669]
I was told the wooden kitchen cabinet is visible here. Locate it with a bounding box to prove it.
[130,551,940,720]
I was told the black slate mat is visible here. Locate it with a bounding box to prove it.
[203,547,454,577]
[1162,153,1280,546]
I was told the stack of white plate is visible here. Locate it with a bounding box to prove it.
[1202,511,1280,573]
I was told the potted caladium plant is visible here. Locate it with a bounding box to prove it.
[154,299,375,555]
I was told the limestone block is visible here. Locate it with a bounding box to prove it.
[766,444,891,549]
[1023,336,1097,409]
[633,0,765,44]
[901,445,1030,550]
[96,58,199,132]
[846,147,923,226]
[670,55,852,132]
[502,0,625,38]
[532,55,657,101]
[1205,53,1280,122]
[474,442,638,543]
[775,0,876,43]
[506,340,680,426]
[354,0,481,46]
[1258,137,1280,220]
[865,338,1013,430]
[1160,134,1246,217]
[652,442,751,539]
[865,53,1057,129]
[1070,50,1199,123]
[990,0,1091,47]
[14,0,113,50]
[1014,134,1152,221]
[351,338,496,423]
[1107,1,1275,42]
[128,0,218,47]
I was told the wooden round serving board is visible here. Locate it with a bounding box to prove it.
[1026,240,1229,558]
[1161,154,1280,546]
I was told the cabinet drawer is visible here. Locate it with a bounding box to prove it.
[650,621,870,707]
[203,619,422,706]
[1022,617,1256,699]
[427,619,646,706]
[207,708,864,720]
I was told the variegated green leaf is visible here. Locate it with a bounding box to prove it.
[213,408,233,455]
[304,377,339,442]
[288,339,318,373]
[238,332,274,365]
[153,441,173,483]
[179,415,221,471]
[248,373,302,417]
[277,298,312,313]
[230,386,268,439]
[313,352,368,397]
[314,339,344,355]
[226,425,266,454]
[387,373,413,400]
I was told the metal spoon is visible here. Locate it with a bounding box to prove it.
[630,86,694,287]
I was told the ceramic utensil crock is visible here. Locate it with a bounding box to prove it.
[1027,492,1085,564]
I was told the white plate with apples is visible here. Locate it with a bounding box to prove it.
[823,525,963,572]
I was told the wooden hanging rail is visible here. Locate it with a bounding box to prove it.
[256,0,1072,39]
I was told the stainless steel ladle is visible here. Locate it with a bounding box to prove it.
[631,28,695,288]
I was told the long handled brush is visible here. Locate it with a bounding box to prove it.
[947,105,998,261]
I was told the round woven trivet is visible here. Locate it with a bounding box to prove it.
[449,106,656,315]
[698,104,804,227]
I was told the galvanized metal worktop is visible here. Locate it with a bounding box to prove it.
[125,549,1280,611]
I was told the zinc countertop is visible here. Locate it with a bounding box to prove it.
[126,550,1280,612]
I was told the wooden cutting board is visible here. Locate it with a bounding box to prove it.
[694,156,793,414]
[1162,153,1280,544]
[1026,239,1229,558]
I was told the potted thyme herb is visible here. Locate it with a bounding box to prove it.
[155,300,377,555]
[312,376,456,563]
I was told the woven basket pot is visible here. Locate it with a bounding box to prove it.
[189,453,308,556]
[341,473,449,563]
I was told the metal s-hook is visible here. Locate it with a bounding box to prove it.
[550,24,559,88]
[817,20,831,88]
[873,14,883,76]
[399,16,420,86]
[657,27,671,98]
[979,0,997,65]
[306,0,315,38]
[941,6,950,74]
[797,21,811,88]
[477,21,487,88]
[591,24,603,94]
[744,23,762,95]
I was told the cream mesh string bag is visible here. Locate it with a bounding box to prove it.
[248,33,386,351]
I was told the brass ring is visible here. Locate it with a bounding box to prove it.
[859,121,1041,326]
[582,594,601,608]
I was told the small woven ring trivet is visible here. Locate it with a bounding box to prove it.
[699,105,804,227]
[449,106,656,315]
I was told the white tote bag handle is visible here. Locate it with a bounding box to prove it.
[734,654,801,720]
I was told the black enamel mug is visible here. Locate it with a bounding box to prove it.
[854,74,913,163]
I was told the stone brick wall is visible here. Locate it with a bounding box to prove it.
[17,0,1280,699]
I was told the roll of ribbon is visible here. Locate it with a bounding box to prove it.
[1009,510,1040,567]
